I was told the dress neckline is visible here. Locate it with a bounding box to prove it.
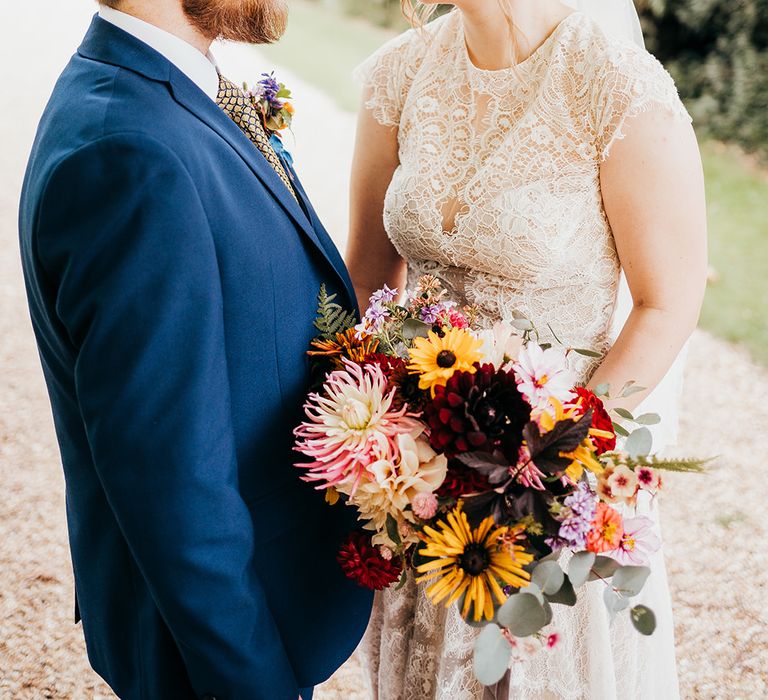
[459,10,581,78]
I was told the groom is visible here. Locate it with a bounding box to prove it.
[18,1,371,698]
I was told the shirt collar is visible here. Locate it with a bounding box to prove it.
[98,4,219,101]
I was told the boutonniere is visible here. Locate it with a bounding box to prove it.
[243,72,295,136]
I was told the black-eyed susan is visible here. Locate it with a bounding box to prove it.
[415,506,533,622]
[407,328,483,396]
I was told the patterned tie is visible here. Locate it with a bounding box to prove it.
[216,74,298,201]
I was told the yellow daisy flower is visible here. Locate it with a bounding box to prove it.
[407,328,484,396]
[416,506,533,622]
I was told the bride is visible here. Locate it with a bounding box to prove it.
[345,0,707,698]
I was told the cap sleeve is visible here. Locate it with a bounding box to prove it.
[593,44,692,161]
[353,28,422,128]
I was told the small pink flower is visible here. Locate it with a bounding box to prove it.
[411,492,439,520]
[636,467,661,491]
[515,446,547,490]
[378,545,394,561]
[546,632,560,649]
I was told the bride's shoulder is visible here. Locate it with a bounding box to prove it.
[560,14,691,159]
[563,14,679,97]
[354,11,457,126]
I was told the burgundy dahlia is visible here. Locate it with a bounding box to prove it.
[424,363,532,459]
[436,459,492,499]
[337,531,403,590]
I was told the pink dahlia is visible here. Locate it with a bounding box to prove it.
[294,359,421,493]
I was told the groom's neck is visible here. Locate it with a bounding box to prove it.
[101,1,212,55]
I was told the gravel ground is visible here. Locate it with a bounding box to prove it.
[1,4,766,699]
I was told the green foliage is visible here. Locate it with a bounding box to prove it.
[313,284,357,340]
[626,454,710,473]
[638,0,768,158]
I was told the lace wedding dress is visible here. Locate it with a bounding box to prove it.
[355,9,690,700]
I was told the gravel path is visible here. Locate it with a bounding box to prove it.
[1,4,766,698]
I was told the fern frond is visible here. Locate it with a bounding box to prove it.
[313,284,357,340]
[627,454,712,473]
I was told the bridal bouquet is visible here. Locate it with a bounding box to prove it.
[294,277,703,686]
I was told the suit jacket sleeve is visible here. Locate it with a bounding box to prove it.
[35,132,299,699]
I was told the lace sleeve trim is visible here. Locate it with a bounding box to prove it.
[595,46,692,161]
[353,29,421,128]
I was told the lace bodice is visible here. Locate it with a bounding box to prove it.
[356,9,690,377]
[356,10,687,700]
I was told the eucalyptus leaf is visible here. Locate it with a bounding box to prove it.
[625,427,653,458]
[511,318,535,331]
[544,574,577,606]
[614,407,635,421]
[473,623,512,686]
[573,348,603,358]
[522,582,544,605]
[613,566,651,597]
[531,561,565,596]
[588,555,620,581]
[612,422,630,438]
[497,592,548,637]
[634,413,661,426]
[542,599,554,626]
[568,551,596,588]
[603,587,631,620]
[630,605,657,636]
[402,318,431,340]
[620,384,647,398]
[594,382,611,398]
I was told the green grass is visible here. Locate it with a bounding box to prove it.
[258,0,396,112]
[700,143,768,365]
[262,1,768,365]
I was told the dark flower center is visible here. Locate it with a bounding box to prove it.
[460,543,491,576]
[436,350,457,368]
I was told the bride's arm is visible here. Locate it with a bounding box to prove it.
[346,97,407,309]
[588,110,708,409]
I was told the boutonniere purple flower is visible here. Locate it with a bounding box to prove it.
[243,72,295,136]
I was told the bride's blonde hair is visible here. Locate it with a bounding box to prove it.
[400,0,522,64]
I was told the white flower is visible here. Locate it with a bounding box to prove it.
[606,464,639,500]
[476,321,524,369]
[350,430,447,547]
[513,343,576,410]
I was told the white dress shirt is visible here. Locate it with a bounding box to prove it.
[98,4,219,101]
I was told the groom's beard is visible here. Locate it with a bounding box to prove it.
[182,0,289,44]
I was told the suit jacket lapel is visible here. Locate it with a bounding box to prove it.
[77,15,354,304]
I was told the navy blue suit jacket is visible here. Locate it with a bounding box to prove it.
[18,16,372,700]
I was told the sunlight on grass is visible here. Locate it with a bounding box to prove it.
[699,143,768,365]
[258,0,395,112]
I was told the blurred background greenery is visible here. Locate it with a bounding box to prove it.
[262,0,768,364]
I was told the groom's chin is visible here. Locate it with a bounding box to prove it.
[182,0,289,45]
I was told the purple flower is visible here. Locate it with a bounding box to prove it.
[420,304,441,324]
[370,285,398,305]
[364,302,390,330]
[564,481,597,519]
[258,72,284,110]
[557,517,589,549]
